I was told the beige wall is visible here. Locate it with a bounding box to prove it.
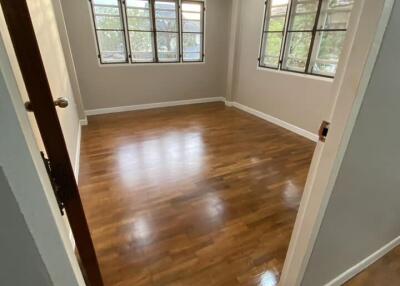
[230,0,335,134]
[60,0,232,111]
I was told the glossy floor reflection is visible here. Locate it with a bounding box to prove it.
[79,103,315,286]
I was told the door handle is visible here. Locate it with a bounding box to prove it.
[53,97,69,108]
[25,97,69,112]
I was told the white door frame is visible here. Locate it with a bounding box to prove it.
[279,0,395,285]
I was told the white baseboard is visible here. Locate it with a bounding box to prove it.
[85,97,225,116]
[79,118,88,126]
[227,101,319,142]
[224,100,234,107]
[325,236,400,286]
[85,97,318,142]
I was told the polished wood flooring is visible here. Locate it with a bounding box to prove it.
[345,245,400,286]
[79,103,315,286]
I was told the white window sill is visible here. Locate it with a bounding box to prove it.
[97,61,206,68]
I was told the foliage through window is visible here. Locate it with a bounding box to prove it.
[259,0,354,77]
[90,0,205,64]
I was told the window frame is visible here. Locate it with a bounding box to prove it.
[89,0,130,64]
[181,0,205,63]
[259,0,352,78]
[89,0,205,65]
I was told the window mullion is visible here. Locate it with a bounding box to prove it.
[178,0,182,62]
[150,0,159,62]
[280,0,295,70]
[121,0,132,63]
[305,0,323,73]
[308,0,329,73]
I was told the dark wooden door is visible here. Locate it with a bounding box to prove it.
[0,0,104,285]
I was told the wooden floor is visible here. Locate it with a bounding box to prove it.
[345,245,400,286]
[79,103,315,286]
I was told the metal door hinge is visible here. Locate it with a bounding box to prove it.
[319,120,330,142]
[40,152,66,215]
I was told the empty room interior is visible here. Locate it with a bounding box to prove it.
[1,0,400,285]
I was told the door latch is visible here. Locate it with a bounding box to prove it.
[319,121,330,142]
[40,152,66,215]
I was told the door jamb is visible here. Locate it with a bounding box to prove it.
[279,0,395,285]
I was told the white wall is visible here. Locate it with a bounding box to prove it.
[302,1,400,284]
[60,0,232,111]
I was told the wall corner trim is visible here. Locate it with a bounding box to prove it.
[230,102,319,142]
[84,97,226,116]
[325,236,400,286]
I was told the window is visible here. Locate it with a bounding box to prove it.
[91,0,129,63]
[89,0,205,64]
[259,0,354,77]
[181,1,204,62]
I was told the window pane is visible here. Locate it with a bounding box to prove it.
[182,2,203,62]
[289,0,318,31]
[319,0,354,29]
[182,2,202,33]
[183,33,201,52]
[265,0,288,32]
[322,11,351,29]
[94,6,119,15]
[312,31,346,75]
[93,0,118,5]
[155,10,176,18]
[283,32,312,72]
[182,3,202,12]
[129,31,154,62]
[156,19,177,31]
[183,20,201,32]
[127,16,152,30]
[155,1,178,32]
[127,8,150,17]
[95,15,123,29]
[155,1,176,10]
[97,30,127,63]
[156,32,178,61]
[183,52,201,61]
[261,32,283,68]
[126,0,150,8]
[267,17,286,31]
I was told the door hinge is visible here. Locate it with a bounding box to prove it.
[40,152,66,215]
[319,120,330,142]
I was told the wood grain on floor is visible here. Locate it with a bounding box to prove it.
[79,103,315,286]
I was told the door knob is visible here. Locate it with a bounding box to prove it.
[25,97,69,112]
[54,97,69,108]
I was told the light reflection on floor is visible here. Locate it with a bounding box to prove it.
[259,271,279,286]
